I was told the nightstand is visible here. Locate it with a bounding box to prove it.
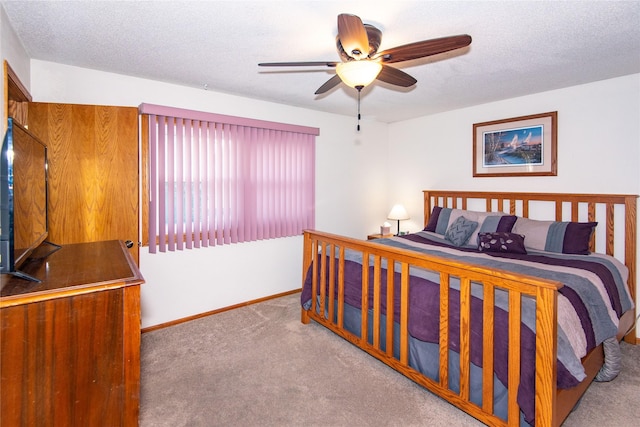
[367,233,394,240]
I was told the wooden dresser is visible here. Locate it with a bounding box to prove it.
[0,240,144,426]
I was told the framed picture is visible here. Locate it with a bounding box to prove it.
[473,111,557,177]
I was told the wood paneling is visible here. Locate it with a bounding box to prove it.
[27,103,139,263]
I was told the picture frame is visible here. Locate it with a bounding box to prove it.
[473,111,557,177]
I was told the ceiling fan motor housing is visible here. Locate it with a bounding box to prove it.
[336,23,382,61]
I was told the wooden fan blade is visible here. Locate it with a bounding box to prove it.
[337,14,370,59]
[315,74,342,95]
[259,61,338,67]
[376,65,417,87]
[375,34,472,64]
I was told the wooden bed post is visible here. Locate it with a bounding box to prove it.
[535,285,559,427]
[623,195,637,342]
[301,230,312,324]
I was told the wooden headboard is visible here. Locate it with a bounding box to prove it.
[423,190,638,324]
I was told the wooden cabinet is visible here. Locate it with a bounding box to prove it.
[0,240,144,427]
[27,103,140,264]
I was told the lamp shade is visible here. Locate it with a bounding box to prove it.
[387,204,410,221]
[336,60,382,88]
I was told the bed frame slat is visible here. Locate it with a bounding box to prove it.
[482,285,495,414]
[588,202,596,253]
[338,246,346,329]
[386,261,396,357]
[439,273,450,389]
[400,263,410,365]
[459,277,472,402]
[361,252,370,343]
[328,245,336,324]
[606,203,615,256]
[508,289,523,424]
[372,255,381,348]
[319,242,327,316]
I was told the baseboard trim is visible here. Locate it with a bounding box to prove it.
[140,289,640,344]
[141,288,302,333]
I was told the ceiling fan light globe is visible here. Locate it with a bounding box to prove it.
[336,61,382,88]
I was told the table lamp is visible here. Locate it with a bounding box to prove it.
[387,204,410,236]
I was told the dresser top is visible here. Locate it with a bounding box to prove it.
[1,240,144,305]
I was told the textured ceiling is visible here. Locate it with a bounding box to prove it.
[2,1,640,123]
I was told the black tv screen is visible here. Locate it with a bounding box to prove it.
[1,118,49,283]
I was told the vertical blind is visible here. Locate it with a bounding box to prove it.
[140,104,318,253]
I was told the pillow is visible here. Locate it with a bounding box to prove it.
[424,207,517,246]
[511,217,597,255]
[477,232,527,254]
[424,206,443,232]
[478,214,518,235]
[444,216,478,247]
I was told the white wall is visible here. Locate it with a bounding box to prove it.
[29,60,390,327]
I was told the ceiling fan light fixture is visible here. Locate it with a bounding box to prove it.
[336,60,382,89]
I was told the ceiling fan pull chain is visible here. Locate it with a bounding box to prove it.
[356,85,363,131]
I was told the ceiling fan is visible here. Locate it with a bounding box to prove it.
[258,13,472,95]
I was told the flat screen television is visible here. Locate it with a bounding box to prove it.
[1,118,58,284]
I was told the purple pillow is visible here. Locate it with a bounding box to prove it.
[477,232,527,254]
[424,206,443,232]
[560,222,598,255]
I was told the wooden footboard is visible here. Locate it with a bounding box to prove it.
[302,230,561,426]
[301,191,637,427]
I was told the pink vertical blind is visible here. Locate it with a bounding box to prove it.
[140,104,318,254]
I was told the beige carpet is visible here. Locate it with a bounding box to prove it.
[140,293,640,426]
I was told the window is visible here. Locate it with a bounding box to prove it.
[140,104,318,253]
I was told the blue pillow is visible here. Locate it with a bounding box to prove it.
[444,216,478,247]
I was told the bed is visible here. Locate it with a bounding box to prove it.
[300,190,637,427]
